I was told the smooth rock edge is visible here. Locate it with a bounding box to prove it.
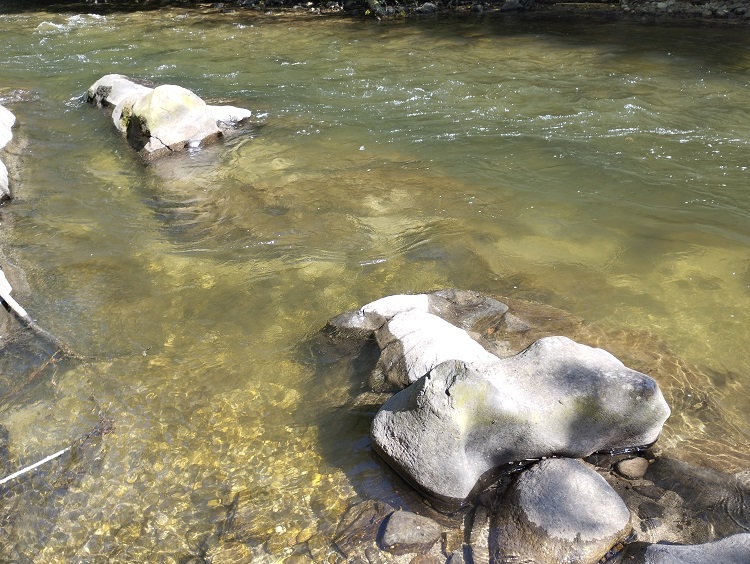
[371,335,670,509]
[642,533,750,564]
[491,458,632,564]
[379,510,442,555]
[87,75,253,160]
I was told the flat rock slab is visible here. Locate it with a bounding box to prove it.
[491,458,632,563]
[371,334,670,508]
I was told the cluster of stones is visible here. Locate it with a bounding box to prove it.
[326,289,750,563]
[85,74,253,161]
[0,104,15,201]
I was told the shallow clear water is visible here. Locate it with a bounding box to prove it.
[0,7,748,561]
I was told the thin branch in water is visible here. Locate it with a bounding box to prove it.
[0,446,71,486]
[0,350,63,409]
[0,267,84,360]
[0,412,115,487]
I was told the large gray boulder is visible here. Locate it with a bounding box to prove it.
[115,84,222,160]
[371,334,670,509]
[0,104,15,200]
[640,533,750,563]
[86,74,252,160]
[490,458,632,563]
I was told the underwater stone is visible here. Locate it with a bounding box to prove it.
[641,533,750,563]
[379,510,442,555]
[616,456,650,480]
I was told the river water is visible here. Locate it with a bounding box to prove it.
[0,6,748,561]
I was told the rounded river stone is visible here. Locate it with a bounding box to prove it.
[491,458,632,564]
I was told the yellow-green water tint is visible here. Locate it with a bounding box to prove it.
[0,7,748,560]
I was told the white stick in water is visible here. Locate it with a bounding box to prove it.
[0,268,29,320]
[0,446,71,486]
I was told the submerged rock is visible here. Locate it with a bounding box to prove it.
[491,458,632,563]
[379,510,442,555]
[85,74,252,161]
[371,334,670,508]
[615,456,650,480]
[639,533,750,563]
[333,499,395,557]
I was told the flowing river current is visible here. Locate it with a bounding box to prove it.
[0,6,748,561]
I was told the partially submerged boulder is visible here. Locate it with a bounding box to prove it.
[371,335,670,508]
[322,291,750,563]
[115,85,221,159]
[347,291,670,509]
[0,104,16,200]
[639,533,750,563]
[87,73,152,108]
[86,74,252,161]
[491,458,632,563]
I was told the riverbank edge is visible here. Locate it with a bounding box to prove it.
[3,0,750,26]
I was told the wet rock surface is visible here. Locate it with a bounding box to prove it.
[380,510,442,555]
[333,499,396,557]
[85,74,253,160]
[491,458,632,563]
[0,104,15,200]
[321,290,750,563]
[354,291,671,509]
[646,533,750,563]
